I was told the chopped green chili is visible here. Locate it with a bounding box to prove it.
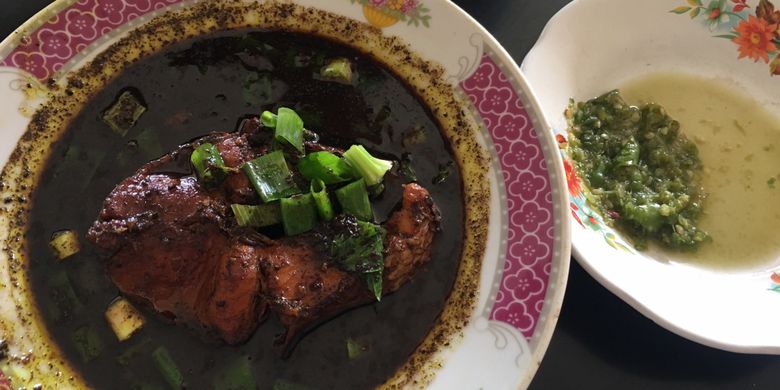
[242,150,301,203]
[335,179,373,221]
[311,179,335,221]
[280,194,318,236]
[231,203,282,227]
[297,151,356,184]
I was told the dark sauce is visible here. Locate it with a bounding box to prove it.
[26,31,463,389]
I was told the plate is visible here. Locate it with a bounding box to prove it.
[0,0,569,388]
[523,0,780,353]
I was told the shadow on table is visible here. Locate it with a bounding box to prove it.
[534,261,780,389]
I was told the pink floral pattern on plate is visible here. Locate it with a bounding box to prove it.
[1,0,184,80]
[461,54,554,339]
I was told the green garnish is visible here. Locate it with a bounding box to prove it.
[297,151,356,184]
[280,194,318,236]
[768,177,777,189]
[335,179,373,221]
[432,161,454,185]
[48,271,83,322]
[102,90,147,136]
[260,107,305,153]
[190,143,231,188]
[567,90,708,250]
[320,57,353,83]
[152,347,184,390]
[71,326,103,363]
[342,145,393,187]
[331,218,386,301]
[311,179,335,221]
[243,150,301,203]
[346,338,368,360]
[399,153,417,182]
[213,356,257,390]
[231,203,282,227]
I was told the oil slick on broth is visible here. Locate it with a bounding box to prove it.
[620,72,780,271]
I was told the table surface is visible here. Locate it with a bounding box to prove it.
[3,1,780,389]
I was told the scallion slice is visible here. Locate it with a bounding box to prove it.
[152,346,184,390]
[242,150,301,203]
[335,179,373,221]
[320,58,353,84]
[191,143,229,188]
[280,194,318,236]
[342,145,393,187]
[230,203,281,227]
[102,90,146,136]
[260,107,305,153]
[310,179,335,221]
[297,151,356,185]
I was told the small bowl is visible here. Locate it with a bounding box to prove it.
[523,0,780,353]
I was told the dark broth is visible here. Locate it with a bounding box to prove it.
[25,31,463,389]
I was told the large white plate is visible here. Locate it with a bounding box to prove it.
[0,0,569,388]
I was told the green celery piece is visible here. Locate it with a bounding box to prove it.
[310,179,335,221]
[320,57,353,83]
[335,179,373,221]
[102,90,146,136]
[342,145,393,187]
[243,150,301,203]
[152,347,184,390]
[297,151,356,184]
[274,107,305,153]
[213,356,257,390]
[231,203,282,227]
[190,143,228,187]
[280,194,318,236]
[71,326,103,363]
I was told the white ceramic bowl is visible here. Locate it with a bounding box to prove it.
[523,0,780,353]
[0,0,570,388]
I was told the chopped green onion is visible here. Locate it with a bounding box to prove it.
[310,179,335,221]
[297,151,356,185]
[365,271,383,302]
[320,58,353,83]
[263,107,304,153]
[213,356,257,390]
[152,347,184,390]
[231,203,281,227]
[346,338,368,360]
[49,229,80,260]
[331,218,386,300]
[432,161,454,185]
[71,326,103,363]
[190,143,230,188]
[261,111,277,128]
[243,150,301,203]
[280,194,318,236]
[335,179,373,221]
[342,145,393,187]
[102,90,146,136]
[401,125,427,147]
[399,153,417,182]
[117,338,151,366]
[105,297,145,342]
[48,271,83,322]
[272,379,312,390]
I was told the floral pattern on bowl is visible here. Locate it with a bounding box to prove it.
[350,0,431,28]
[672,0,780,75]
